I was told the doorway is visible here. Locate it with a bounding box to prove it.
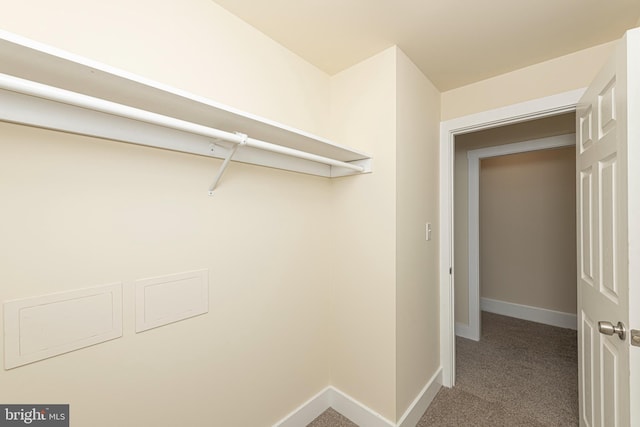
[438,106,581,426]
[438,88,585,387]
[454,115,577,342]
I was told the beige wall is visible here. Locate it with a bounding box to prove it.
[454,114,575,325]
[0,5,444,424]
[0,0,330,135]
[0,125,334,427]
[328,47,398,420]
[0,1,335,426]
[395,50,440,417]
[480,147,577,313]
[441,42,615,120]
[3,1,620,424]
[328,46,442,423]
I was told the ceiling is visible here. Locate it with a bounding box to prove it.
[211,0,640,91]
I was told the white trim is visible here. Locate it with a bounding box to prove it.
[467,134,575,160]
[481,297,577,330]
[466,148,481,342]
[455,322,476,341]
[273,387,333,427]
[272,386,395,427]
[328,388,395,427]
[439,113,456,387]
[273,372,442,427]
[463,135,576,342]
[439,88,585,387]
[396,368,442,427]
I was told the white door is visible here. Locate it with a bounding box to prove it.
[577,27,639,427]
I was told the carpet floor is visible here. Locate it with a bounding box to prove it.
[307,312,578,426]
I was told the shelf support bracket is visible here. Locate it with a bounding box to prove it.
[208,132,247,195]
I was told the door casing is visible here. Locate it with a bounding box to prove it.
[439,88,585,386]
[457,134,577,342]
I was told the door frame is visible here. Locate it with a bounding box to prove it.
[460,134,577,342]
[439,88,585,387]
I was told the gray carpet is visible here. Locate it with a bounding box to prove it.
[308,312,578,426]
[420,312,578,426]
[307,408,357,427]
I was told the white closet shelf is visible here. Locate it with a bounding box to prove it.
[0,30,372,193]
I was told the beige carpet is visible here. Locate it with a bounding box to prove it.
[308,312,578,426]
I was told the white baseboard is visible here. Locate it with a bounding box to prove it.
[272,386,394,427]
[328,387,395,427]
[273,369,442,427]
[455,322,479,341]
[274,386,334,427]
[481,297,577,330]
[397,368,442,427]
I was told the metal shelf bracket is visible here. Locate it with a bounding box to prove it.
[208,132,248,195]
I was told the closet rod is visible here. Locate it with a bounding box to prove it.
[0,73,365,173]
